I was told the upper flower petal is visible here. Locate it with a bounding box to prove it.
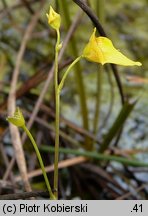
[82,28,142,66]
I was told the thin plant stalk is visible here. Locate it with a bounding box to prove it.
[58,56,82,91]
[92,0,105,141]
[95,0,105,23]
[22,125,55,200]
[59,0,91,150]
[53,29,60,199]
[54,53,82,198]
[41,145,148,168]
[53,23,82,198]
[93,65,102,137]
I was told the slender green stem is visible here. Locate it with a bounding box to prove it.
[95,0,105,23]
[58,56,82,91]
[59,0,90,150]
[92,0,104,145]
[22,125,55,200]
[53,29,60,199]
[40,145,148,168]
[53,29,81,199]
[54,91,60,199]
[53,56,82,198]
[93,65,102,138]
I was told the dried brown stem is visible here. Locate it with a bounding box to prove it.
[15,156,88,182]
[116,183,148,200]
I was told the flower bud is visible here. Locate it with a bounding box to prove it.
[46,6,61,30]
[7,107,25,127]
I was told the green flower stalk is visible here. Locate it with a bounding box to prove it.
[7,107,55,200]
[46,6,61,199]
[46,6,82,199]
[53,28,61,199]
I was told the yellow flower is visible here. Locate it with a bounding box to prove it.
[7,107,25,127]
[82,28,142,66]
[46,6,61,30]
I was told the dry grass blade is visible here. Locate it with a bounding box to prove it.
[15,156,88,182]
[116,183,148,200]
